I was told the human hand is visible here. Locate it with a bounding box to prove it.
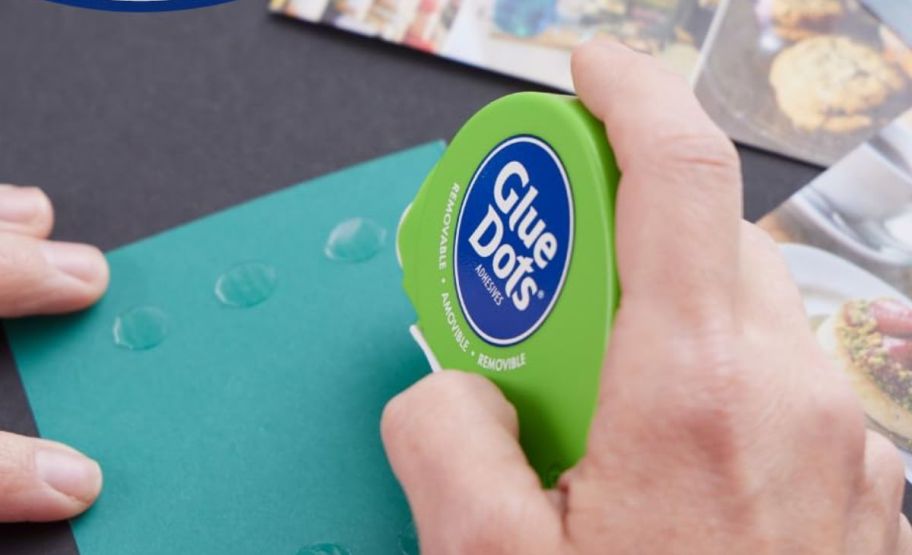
[380,40,911,554]
[0,184,108,522]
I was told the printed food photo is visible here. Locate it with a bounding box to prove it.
[819,299,912,451]
[697,0,912,166]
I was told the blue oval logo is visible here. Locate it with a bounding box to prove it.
[454,136,574,347]
[46,0,233,12]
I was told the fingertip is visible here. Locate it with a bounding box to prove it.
[382,371,519,460]
[0,185,55,239]
[572,37,630,65]
[380,372,462,449]
[83,244,111,300]
[27,187,55,239]
[570,38,605,76]
[40,241,110,308]
[571,39,654,111]
[409,371,517,428]
[571,40,612,112]
[0,235,109,317]
[0,433,103,523]
[380,372,555,553]
[35,448,104,511]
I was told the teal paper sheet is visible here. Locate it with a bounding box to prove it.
[4,142,445,555]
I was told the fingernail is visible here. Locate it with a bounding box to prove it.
[0,185,45,224]
[40,242,105,284]
[35,449,102,503]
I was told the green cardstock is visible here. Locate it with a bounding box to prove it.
[4,142,445,555]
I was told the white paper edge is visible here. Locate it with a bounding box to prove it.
[409,325,442,374]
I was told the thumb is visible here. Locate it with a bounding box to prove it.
[0,432,103,522]
[381,371,563,553]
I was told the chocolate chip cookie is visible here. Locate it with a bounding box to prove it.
[770,35,906,133]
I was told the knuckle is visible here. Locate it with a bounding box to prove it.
[0,235,38,273]
[672,398,742,463]
[792,383,870,475]
[0,234,43,298]
[455,515,508,553]
[741,222,779,255]
[655,334,748,458]
[865,431,906,493]
[0,432,32,494]
[651,127,741,183]
[808,387,867,457]
[451,499,529,554]
[667,329,743,397]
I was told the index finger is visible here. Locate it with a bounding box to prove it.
[572,40,742,324]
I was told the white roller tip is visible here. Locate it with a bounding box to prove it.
[409,325,442,373]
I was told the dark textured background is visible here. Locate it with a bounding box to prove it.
[0,0,834,552]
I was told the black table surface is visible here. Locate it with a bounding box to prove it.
[0,0,830,552]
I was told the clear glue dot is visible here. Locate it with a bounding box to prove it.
[324,217,387,263]
[295,543,351,555]
[214,262,278,308]
[113,306,168,351]
[398,521,420,555]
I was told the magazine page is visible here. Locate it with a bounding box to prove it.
[272,0,912,169]
[697,0,912,167]
[269,0,723,87]
[861,0,912,47]
[759,108,912,478]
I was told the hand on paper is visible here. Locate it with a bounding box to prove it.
[0,184,107,522]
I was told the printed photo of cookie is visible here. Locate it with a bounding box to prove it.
[770,35,906,133]
[771,0,843,41]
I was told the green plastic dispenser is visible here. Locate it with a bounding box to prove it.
[398,93,621,483]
